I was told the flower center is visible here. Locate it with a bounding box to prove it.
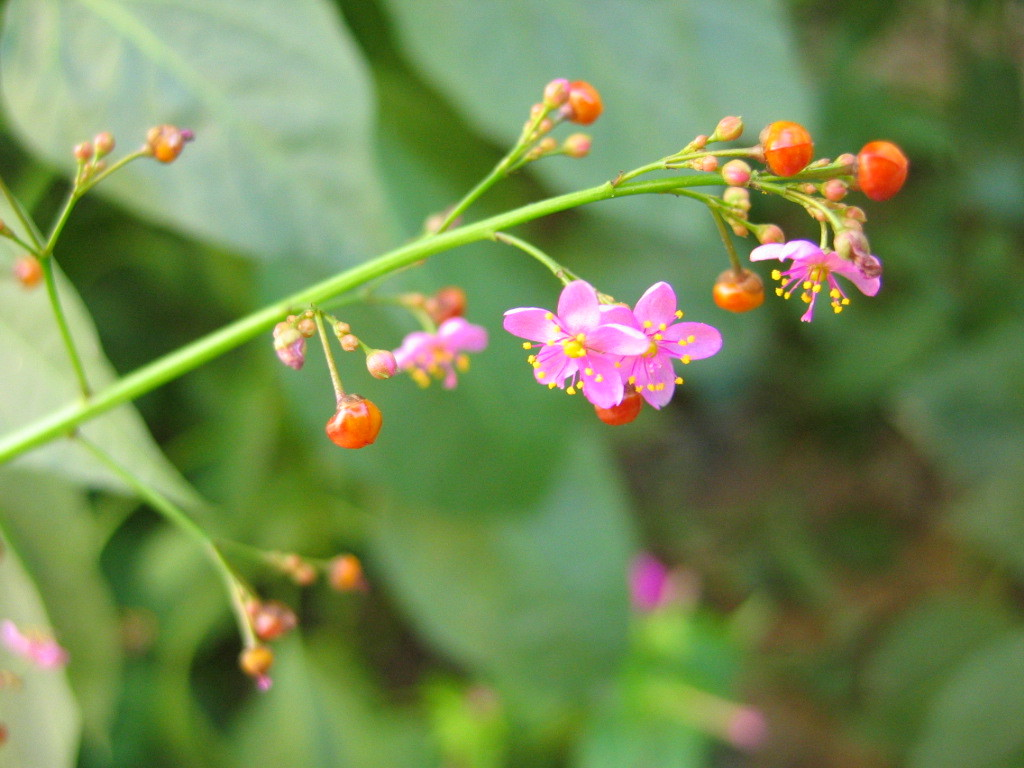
[643,340,659,358]
[562,333,587,358]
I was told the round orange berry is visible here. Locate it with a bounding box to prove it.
[566,81,603,125]
[856,140,908,201]
[239,645,274,678]
[12,255,43,288]
[712,268,765,313]
[325,394,382,449]
[594,389,643,426]
[760,121,814,177]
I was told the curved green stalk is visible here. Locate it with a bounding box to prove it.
[0,174,716,465]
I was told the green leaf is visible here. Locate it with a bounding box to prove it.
[0,470,122,754]
[0,528,81,768]
[369,436,635,716]
[0,0,391,262]
[0,259,200,503]
[908,628,1024,768]
[380,0,813,240]
[232,638,432,768]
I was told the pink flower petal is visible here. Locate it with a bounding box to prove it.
[587,323,650,355]
[663,322,723,360]
[556,280,600,333]
[439,317,488,352]
[578,355,626,408]
[502,307,561,342]
[633,282,678,327]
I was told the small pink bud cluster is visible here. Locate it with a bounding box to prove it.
[272,311,317,370]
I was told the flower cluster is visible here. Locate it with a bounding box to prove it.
[393,317,488,389]
[1,619,68,669]
[504,280,721,416]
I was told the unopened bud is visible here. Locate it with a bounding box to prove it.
[366,349,398,379]
[425,286,467,323]
[712,116,744,144]
[248,600,297,642]
[756,224,785,244]
[563,133,592,158]
[145,125,194,163]
[833,228,871,261]
[93,132,115,158]
[12,255,44,289]
[340,333,360,352]
[722,186,750,212]
[239,645,274,691]
[542,78,571,108]
[822,178,847,202]
[272,323,305,370]
[697,155,719,172]
[721,159,751,186]
[329,554,367,592]
[73,141,93,161]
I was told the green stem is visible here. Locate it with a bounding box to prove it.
[39,255,92,397]
[314,310,345,401]
[492,231,581,285]
[0,174,44,251]
[77,435,256,648]
[0,174,716,465]
[708,206,744,275]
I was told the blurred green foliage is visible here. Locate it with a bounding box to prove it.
[1,0,1023,767]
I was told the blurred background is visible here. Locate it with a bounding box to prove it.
[1,0,1023,766]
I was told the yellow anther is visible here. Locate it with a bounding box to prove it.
[595,374,603,382]
[643,320,653,329]
[658,323,667,331]
[812,283,822,293]
[644,341,659,358]
[674,376,683,385]
[687,335,695,343]
[537,371,546,379]
[771,269,782,280]
[675,310,684,319]
[775,287,785,297]
[682,355,691,364]
[653,333,663,341]
[584,367,594,376]
[544,311,554,320]
[522,342,532,350]
[456,354,470,373]
[627,376,636,385]
[548,382,557,389]
[842,298,850,305]
[566,386,576,395]
[803,280,812,290]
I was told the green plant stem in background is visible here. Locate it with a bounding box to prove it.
[491,231,582,286]
[708,206,745,275]
[0,173,718,465]
[77,435,257,648]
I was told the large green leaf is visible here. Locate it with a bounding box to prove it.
[0,528,81,768]
[380,0,814,241]
[0,470,122,754]
[369,436,635,715]
[907,628,1024,768]
[0,0,391,262]
[0,253,200,501]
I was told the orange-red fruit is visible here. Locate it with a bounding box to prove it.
[239,645,274,678]
[425,285,467,324]
[328,554,366,592]
[13,255,43,288]
[146,125,193,163]
[326,394,382,449]
[761,121,814,177]
[713,268,765,313]
[856,140,909,201]
[566,81,603,125]
[594,389,643,426]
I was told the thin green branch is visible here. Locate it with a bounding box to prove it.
[0,173,718,465]
[492,231,581,285]
[77,435,256,648]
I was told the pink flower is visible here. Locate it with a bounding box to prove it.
[750,239,881,322]
[630,553,672,612]
[605,282,722,408]
[393,317,488,389]
[1,620,68,669]
[503,280,649,409]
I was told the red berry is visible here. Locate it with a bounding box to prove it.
[594,389,643,426]
[325,394,382,449]
[856,140,908,201]
[712,268,765,313]
[425,285,467,324]
[761,121,814,176]
[12,255,43,288]
[566,81,603,125]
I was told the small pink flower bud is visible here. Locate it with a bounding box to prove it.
[844,205,867,223]
[731,222,749,237]
[366,349,398,379]
[698,155,719,172]
[339,333,359,352]
[563,133,592,158]
[93,131,115,157]
[334,321,351,336]
[822,178,848,201]
[756,224,785,244]
[721,159,751,186]
[689,134,709,151]
[248,600,297,642]
[542,78,571,108]
[722,186,750,212]
[296,315,316,337]
[73,141,93,161]
[273,324,305,370]
[834,152,857,172]
[834,228,871,261]
[711,115,743,142]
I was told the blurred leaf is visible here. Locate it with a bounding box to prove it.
[907,628,1024,768]
[232,638,431,768]
[0,527,81,768]
[369,435,635,715]
[862,597,1011,746]
[0,0,392,262]
[0,470,122,754]
[0,260,201,503]
[381,0,814,242]
[893,319,1024,483]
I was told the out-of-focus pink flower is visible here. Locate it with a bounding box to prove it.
[727,706,768,751]
[604,282,722,408]
[1,620,68,669]
[750,239,881,322]
[393,317,488,389]
[503,280,649,409]
[630,553,672,612]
